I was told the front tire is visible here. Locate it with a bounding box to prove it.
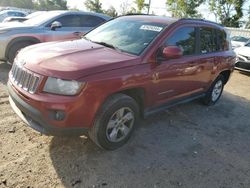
[88,94,139,150]
[203,75,225,106]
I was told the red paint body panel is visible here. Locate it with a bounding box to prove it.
[8,16,235,132]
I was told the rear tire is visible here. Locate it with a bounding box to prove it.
[7,41,36,64]
[88,94,139,150]
[203,75,225,106]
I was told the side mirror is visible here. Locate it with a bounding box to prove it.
[51,21,62,31]
[162,46,183,59]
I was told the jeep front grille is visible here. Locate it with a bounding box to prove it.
[10,63,41,94]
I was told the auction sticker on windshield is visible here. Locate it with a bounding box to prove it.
[140,25,163,32]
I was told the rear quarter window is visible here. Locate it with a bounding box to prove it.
[199,27,217,54]
[217,30,229,51]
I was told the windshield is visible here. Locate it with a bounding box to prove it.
[231,36,249,42]
[24,11,62,26]
[84,18,167,55]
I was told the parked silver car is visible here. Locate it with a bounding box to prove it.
[0,10,111,63]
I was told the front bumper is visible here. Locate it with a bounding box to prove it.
[8,82,88,136]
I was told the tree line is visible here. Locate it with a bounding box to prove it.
[0,0,67,11]
[0,0,249,28]
[85,0,249,28]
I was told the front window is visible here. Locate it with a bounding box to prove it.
[24,11,62,26]
[165,27,196,55]
[84,18,167,55]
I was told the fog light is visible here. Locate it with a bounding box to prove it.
[49,110,65,121]
[55,111,65,121]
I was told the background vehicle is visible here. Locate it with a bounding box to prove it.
[8,16,235,150]
[234,42,250,72]
[231,36,250,49]
[2,11,45,23]
[0,10,112,63]
[0,10,27,22]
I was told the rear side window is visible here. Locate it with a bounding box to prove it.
[199,27,217,54]
[165,27,196,55]
[80,15,105,27]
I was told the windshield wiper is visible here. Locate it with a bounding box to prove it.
[94,41,115,49]
[93,41,121,52]
[82,37,122,52]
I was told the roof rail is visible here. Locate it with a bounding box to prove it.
[125,13,155,16]
[178,18,222,26]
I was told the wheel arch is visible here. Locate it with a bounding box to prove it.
[219,69,231,84]
[118,87,145,118]
[5,36,41,58]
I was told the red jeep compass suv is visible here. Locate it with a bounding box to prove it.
[8,15,235,150]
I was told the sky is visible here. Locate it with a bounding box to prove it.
[67,0,250,23]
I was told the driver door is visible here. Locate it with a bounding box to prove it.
[151,26,205,106]
[44,15,85,42]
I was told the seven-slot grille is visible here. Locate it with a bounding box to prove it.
[10,63,41,94]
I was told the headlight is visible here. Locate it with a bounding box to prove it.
[0,30,10,34]
[43,77,85,96]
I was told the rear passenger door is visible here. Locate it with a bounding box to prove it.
[196,27,220,87]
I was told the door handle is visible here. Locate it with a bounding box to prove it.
[73,32,82,36]
[188,63,195,67]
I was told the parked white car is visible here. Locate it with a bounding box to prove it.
[234,42,250,72]
[231,36,249,49]
[0,10,27,22]
[2,11,45,23]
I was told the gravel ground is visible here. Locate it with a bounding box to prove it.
[0,61,250,188]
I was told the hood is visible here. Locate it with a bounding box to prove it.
[234,46,250,57]
[0,22,33,30]
[231,41,245,46]
[17,39,140,80]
